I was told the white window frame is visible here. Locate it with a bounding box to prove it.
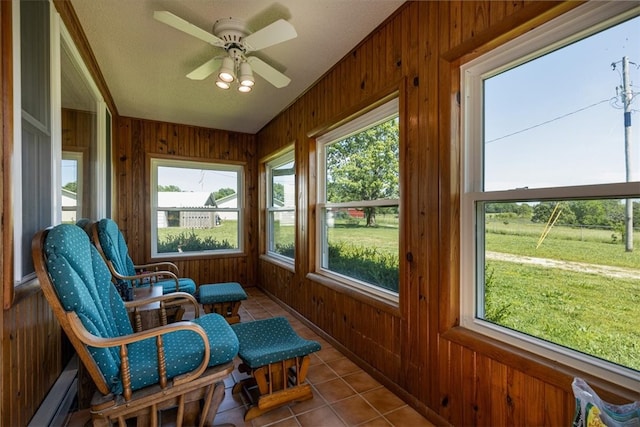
[266,149,295,263]
[150,158,244,258]
[316,98,400,303]
[460,1,640,390]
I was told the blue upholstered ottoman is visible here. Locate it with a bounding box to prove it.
[199,282,247,324]
[231,317,322,421]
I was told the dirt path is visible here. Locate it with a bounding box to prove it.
[486,251,640,280]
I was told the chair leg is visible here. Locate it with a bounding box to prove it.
[199,380,226,427]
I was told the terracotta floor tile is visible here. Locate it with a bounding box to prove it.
[384,406,435,427]
[290,389,327,415]
[316,346,344,363]
[361,387,405,414]
[331,395,379,426]
[213,406,253,427]
[314,378,357,403]
[266,416,301,427]
[356,417,392,427]
[296,405,347,427]
[306,363,339,384]
[327,357,361,376]
[342,371,381,393]
[251,405,295,427]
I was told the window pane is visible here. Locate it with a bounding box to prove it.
[269,211,295,258]
[479,198,640,371]
[483,16,640,191]
[61,157,79,223]
[272,160,295,208]
[157,210,238,253]
[323,206,399,293]
[325,117,399,204]
[155,164,241,255]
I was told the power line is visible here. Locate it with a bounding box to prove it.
[485,98,614,144]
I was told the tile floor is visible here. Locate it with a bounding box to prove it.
[67,287,435,427]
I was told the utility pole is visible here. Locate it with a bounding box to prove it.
[621,56,634,252]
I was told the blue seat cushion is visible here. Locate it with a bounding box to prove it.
[199,282,247,304]
[231,317,321,368]
[158,277,196,295]
[127,313,239,392]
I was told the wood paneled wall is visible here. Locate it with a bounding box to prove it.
[256,1,636,426]
[114,116,258,288]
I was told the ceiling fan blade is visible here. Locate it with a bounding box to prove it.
[243,19,297,52]
[187,57,222,80]
[153,11,225,47]
[247,56,291,88]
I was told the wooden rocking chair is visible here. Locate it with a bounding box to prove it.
[33,224,239,426]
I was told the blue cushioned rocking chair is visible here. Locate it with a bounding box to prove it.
[90,218,197,297]
[33,224,239,426]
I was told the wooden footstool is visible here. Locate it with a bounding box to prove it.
[199,282,247,324]
[231,317,322,421]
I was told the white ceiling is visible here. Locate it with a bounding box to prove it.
[69,0,405,134]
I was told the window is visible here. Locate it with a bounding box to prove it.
[61,152,83,223]
[151,158,243,257]
[316,98,400,301]
[461,2,640,388]
[266,150,295,262]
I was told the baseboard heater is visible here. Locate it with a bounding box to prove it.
[29,355,79,427]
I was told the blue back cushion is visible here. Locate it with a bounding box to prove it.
[44,224,133,392]
[97,218,137,278]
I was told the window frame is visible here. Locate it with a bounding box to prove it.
[265,149,296,264]
[315,97,400,303]
[460,1,640,389]
[150,157,244,259]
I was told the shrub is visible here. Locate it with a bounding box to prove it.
[158,230,234,253]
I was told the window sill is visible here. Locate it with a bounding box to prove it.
[151,251,246,262]
[259,254,295,273]
[306,272,400,317]
[441,326,639,402]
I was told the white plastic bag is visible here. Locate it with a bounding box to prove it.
[572,378,640,427]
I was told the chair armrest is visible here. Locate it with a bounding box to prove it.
[66,312,211,400]
[111,267,181,292]
[124,291,200,318]
[134,261,180,275]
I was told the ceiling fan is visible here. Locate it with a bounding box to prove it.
[153,11,297,92]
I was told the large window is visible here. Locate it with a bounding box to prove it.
[266,150,295,262]
[317,98,400,301]
[151,158,243,257]
[461,2,640,388]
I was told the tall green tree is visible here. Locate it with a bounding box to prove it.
[214,187,236,200]
[158,184,182,192]
[326,118,399,226]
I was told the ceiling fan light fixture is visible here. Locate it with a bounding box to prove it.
[238,85,252,93]
[218,56,235,83]
[238,62,255,87]
[215,79,231,89]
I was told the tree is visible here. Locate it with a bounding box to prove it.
[63,181,77,193]
[158,184,182,192]
[325,118,399,226]
[272,183,285,205]
[214,187,235,200]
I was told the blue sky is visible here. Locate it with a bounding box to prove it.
[484,15,639,191]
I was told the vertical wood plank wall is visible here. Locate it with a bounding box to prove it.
[255,1,634,426]
[114,116,258,288]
